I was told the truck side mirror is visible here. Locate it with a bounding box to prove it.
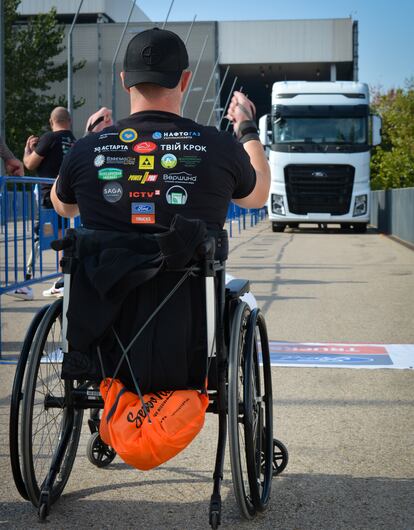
[371,115,382,146]
[259,114,271,146]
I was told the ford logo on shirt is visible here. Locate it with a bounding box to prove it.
[131,202,155,214]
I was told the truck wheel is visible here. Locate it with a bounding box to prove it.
[272,223,286,233]
[288,223,299,229]
[353,223,367,233]
[340,223,351,230]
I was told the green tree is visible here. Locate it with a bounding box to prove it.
[5,0,85,160]
[370,79,414,190]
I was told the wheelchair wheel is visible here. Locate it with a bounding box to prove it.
[86,432,116,468]
[21,298,83,508]
[228,301,256,519]
[244,309,273,512]
[9,304,50,501]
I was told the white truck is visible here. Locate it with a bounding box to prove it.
[259,81,381,232]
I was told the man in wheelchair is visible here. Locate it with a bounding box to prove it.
[10,28,288,528]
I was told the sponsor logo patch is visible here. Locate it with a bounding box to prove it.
[98,132,119,140]
[160,144,206,152]
[102,182,123,203]
[129,190,160,198]
[138,155,155,170]
[166,185,188,205]
[163,171,197,185]
[131,202,155,214]
[94,154,105,167]
[94,145,128,153]
[98,168,123,180]
[152,131,162,140]
[179,155,202,168]
[131,214,155,224]
[133,141,157,154]
[160,153,177,169]
[119,128,138,143]
[128,172,158,183]
[105,156,136,165]
[162,131,201,139]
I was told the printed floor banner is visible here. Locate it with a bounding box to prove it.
[268,342,414,369]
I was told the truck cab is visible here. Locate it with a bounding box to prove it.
[259,81,381,232]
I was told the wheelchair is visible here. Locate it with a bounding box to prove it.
[9,220,288,528]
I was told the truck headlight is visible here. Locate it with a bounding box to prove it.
[353,194,367,216]
[271,194,285,215]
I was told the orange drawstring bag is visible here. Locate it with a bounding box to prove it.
[99,378,209,471]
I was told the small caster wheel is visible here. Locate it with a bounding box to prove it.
[273,438,288,476]
[86,431,116,468]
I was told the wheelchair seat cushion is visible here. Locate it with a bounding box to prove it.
[99,378,209,470]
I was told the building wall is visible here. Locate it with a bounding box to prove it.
[17,0,150,22]
[218,19,353,64]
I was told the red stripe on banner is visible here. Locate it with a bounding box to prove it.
[269,344,388,355]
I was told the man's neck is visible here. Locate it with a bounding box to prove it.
[129,96,182,117]
[52,125,70,132]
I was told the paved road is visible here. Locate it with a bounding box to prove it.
[1,223,413,529]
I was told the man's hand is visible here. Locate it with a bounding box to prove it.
[225,91,256,137]
[24,135,39,155]
[85,107,113,134]
[5,158,24,176]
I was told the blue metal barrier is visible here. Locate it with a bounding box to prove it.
[226,204,267,237]
[0,176,80,356]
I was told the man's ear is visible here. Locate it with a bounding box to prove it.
[181,70,192,93]
[120,71,130,94]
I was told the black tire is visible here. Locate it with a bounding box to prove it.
[244,309,273,512]
[272,223,286,233]
[353,223,367,233]
[86,432,116,468]
[9,305,50,501]
[21,299,83,507]
[272,438,289,476]
[288,223,299,229]
[228,301,256,519]
[340,223,351,230]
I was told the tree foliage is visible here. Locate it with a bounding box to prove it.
[370,80,414,190]
[5,0,85,159]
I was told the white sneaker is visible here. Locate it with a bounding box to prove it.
[5,286,34,301]
[43,281,64,298]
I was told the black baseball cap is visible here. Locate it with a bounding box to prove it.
[123,27,189,89]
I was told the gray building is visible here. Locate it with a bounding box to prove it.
[17,2,358,139]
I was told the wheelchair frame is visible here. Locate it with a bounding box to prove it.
[9,230,288,528]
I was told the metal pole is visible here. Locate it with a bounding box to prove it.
[111,0,135,121]
[207,65,229,126]
[195,56,220,123]
[0,0,5,176]
[182,33,209,114]
[219,75,238,129]
[162,0,175,29]
[184,14,197,45]
[67,0,84,124]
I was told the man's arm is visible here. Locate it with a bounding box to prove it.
[225,91,270,208]
[0,136,24,176]
[51,178,79,218]
[23,135,44,171]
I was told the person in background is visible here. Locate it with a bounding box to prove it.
[7,107,76,300]
[0,136,24,176]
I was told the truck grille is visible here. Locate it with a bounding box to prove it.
[284,164,355,215]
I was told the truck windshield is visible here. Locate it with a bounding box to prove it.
[273,117,367,144]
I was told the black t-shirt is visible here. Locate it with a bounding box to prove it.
[35,130,76,198]
[57,111,256,232]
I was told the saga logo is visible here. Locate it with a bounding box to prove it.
[119,128,138,143]
[161,153,177,169]
[102,182,123,203]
